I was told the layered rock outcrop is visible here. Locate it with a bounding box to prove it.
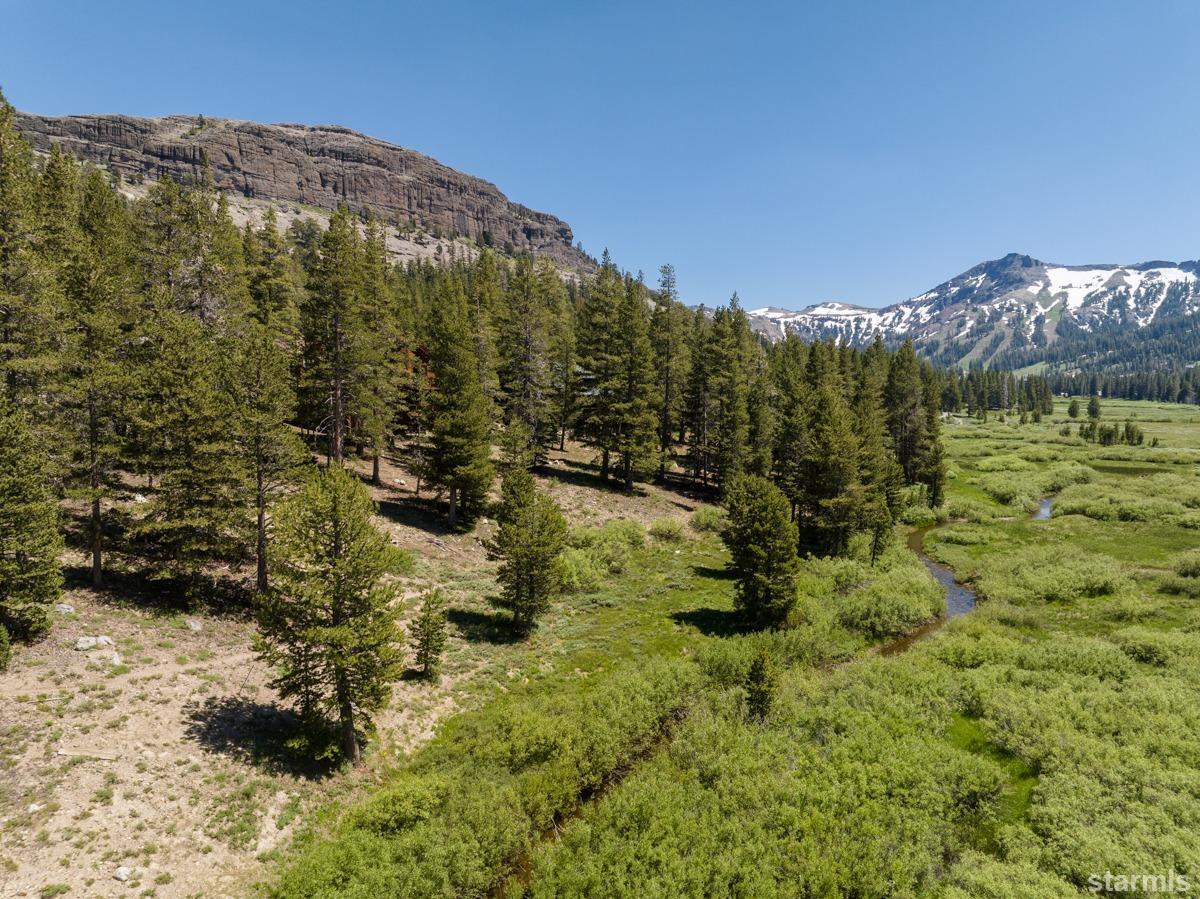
[15,112,588,267]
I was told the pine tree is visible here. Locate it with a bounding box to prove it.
[0,399,62,639]
[745,648,777,721]
[1068,397,1081,418]
[486,467,568,634]
[721,474,800,627]
[256,466,403,764]
[883,340,927,483]
[798,371,864,557]
[129,312,248,591]
[613,275,660,490]
[854,357,902,563]
[426,276,494,525]
[55,168,135,588]
[409,588,448,679]
[650,264,690,479]
[497,256,554,463]
[745,349,774,477]
[1088,393,1102,420]
[299,205,368,464]
[0,90,59,413]
[575,251,626,479]
[357,217,402,483]
[709,298,751,488]
[683,307,715,484]
[227,322,309,593]
[243,208,302,349]
[919,373,947,508]
[548,270,577,452]
[770,335,810,519]
[468,249,502,412]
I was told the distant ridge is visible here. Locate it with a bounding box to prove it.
[14,111,593,270]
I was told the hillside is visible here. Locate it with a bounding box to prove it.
[750,252,1200,371]
[14,110,594,269]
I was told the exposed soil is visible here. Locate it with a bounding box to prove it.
[1,441,703,898]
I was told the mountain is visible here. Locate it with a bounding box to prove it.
[748,253,1200,370]
[14,111,593,269]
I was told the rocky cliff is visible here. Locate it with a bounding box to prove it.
[15,112,590,268]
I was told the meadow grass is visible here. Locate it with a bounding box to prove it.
[270,399,1200,898]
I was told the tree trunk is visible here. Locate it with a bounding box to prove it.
[336,673,360,765]
[372,447,381,486]
[88,399,103,589]
[90,496,103,589]
[447,485,458,527]
[624,456,634,492]
[256,501,268,594]
[601,449,610,481]
[332,312,345,465]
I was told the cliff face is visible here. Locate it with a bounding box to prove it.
[15,112,589,267]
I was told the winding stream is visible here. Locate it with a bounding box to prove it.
[882,497,1054,656]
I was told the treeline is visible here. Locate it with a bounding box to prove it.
[994,309,1200,402]
[1047,367,1200,404]
[940,368,1055,417]
[0,89,951,637]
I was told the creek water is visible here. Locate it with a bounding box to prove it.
[879,525,978,656]
[884,497,1056,656]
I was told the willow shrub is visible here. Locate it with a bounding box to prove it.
[518,659,1006,898]
[836,560,945,639]
[271,657,697,898]
[974,547,1129,606]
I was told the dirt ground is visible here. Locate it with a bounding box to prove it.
[0,443,704,898]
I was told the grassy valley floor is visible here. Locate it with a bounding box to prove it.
[6,401,1200,897]
[270,399,1200,898]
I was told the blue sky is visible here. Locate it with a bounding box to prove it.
[4,0,1200,309]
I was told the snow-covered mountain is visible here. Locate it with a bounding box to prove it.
[747,253,1200,367]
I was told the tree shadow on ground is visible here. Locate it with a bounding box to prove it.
[375,494,458,538]
[691,564,736,581]
[62,564,254,619]
[671,607,750,638]
[537,458,641,495]
[182,695,336,779]
[447,606,522,645]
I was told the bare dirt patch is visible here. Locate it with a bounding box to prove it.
[1,442,711,898]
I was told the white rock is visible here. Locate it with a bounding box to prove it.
[96,635,114,647]
[55,603,75,615]
[27,803,42,813]
[75,636,98,651]
[133,493,147,504]
[110,652,123,666]
[114,866,132,882]
[185,619,202,632]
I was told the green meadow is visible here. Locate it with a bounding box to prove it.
[270,399,1200,898]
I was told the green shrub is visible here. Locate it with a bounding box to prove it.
[1173,550,1200,579]
[976,472,1035,508]
[976,548,1129,606]
[648,518,685,542]
[567,520,645,576]
[689,506,726,533]
[939,497,997,523]
[1039,461,1094,493]
[272,658,697,898]
[936,524,989,546]
[974,454,1035,472]
[556,548,603,594]
[0,623,9,672]
[836,564,944,639]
